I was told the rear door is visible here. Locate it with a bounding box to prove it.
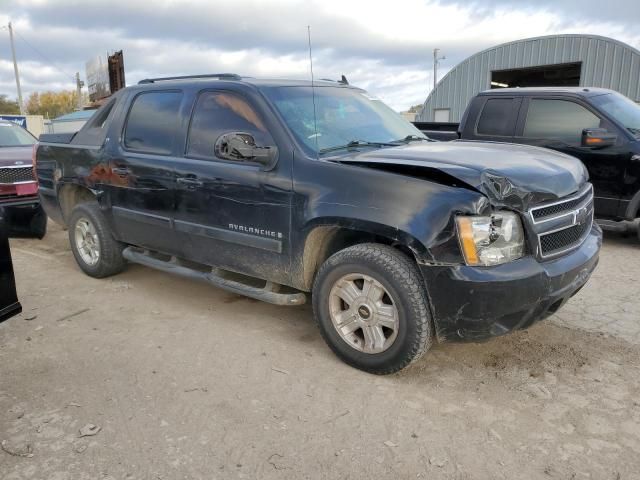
[172,89,293,285]
[105,89,184,254]
[515,97,626,217]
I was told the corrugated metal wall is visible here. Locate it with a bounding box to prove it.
[417,35,640,122]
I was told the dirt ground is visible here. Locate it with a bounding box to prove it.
[1,222,640,480]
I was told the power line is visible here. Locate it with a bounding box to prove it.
[13,28,76,83]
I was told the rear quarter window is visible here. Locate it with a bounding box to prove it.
[72,97,117,146]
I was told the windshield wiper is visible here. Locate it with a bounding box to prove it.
[627,127,640,137]
[392,134,429,144]
[319,140,396,154]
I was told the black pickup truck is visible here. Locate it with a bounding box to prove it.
[36,74,601,373]
[416,87,640,238]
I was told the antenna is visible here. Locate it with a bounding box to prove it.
[307,25,319,157]
[433,48,445,90]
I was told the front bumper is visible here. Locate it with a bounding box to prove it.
[420,224,602,342]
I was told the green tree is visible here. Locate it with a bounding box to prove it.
[25,90,80,118]
[0,94,21,114]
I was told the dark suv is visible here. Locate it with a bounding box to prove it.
[36,75,601,373]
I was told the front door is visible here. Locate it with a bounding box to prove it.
[517,97,627,217]
[106,90,184,254]
[173,90,292,285]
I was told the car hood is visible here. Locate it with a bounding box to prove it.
[0,146,33,168]
[332,140,588,211]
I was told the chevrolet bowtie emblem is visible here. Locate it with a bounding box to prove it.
[574,206,589,225]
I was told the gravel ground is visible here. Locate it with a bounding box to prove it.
[1,223,639,480]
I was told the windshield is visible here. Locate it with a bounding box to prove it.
[591,92,640,137]
[0,123,37,147]
[261,86,426,155]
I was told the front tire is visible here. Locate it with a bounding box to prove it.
[312,243,433,374]
[68,202,126,278]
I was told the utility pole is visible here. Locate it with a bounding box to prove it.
[8,22,25,114]
[75,72,85,110]
[433,48,445,90]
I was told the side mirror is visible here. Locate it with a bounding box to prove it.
[581,128,617,149]
[215,132,278,166]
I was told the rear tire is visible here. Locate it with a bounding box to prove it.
[29,204,47,239]
[68,202,126,278]
[312,243,433,374]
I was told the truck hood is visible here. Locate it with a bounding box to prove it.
[0,146,33,168]
[332,140,588,211]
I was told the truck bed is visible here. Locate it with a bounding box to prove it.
[412,122,459,141]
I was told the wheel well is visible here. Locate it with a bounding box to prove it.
[58,184,96,225]
[301,226,419,290]
[625,188,640,220]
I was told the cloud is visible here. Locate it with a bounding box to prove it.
[1,0,639,111]
[466,0,640,29]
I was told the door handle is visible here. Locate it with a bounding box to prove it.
[177,177,204,188]
[112,166,130,177]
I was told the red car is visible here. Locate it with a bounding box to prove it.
[0,120,46,238]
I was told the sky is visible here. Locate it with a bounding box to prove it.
[1,0,639,112]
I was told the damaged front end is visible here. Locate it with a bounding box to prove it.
[425,172,599,343]
[334,141,601,342]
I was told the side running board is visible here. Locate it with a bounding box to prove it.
[122,247,306,306]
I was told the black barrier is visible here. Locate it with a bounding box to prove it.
[0,207,22,323]
[2,203,47,239]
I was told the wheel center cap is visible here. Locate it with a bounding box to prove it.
[357,304,372,320]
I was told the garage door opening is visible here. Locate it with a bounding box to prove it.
[491,62,582,89]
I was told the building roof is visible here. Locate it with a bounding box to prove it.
[418,34,640,122]
[52,110,96,123]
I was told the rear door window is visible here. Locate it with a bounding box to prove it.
[476,98,514,136]
[523,99,601,144]
[124,91,183,155]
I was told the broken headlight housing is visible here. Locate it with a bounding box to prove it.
[456,212,525,266]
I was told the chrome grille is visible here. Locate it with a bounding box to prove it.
[540,220,591,256]
[528,184,594,259]
[531,188,592,222]
[0,166,35,184]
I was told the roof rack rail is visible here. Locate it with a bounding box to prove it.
[138,73,241,84]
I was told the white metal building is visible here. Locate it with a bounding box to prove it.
[418,34,640,122]
[48,110,95,134]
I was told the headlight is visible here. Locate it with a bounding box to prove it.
[456,212,524,266]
